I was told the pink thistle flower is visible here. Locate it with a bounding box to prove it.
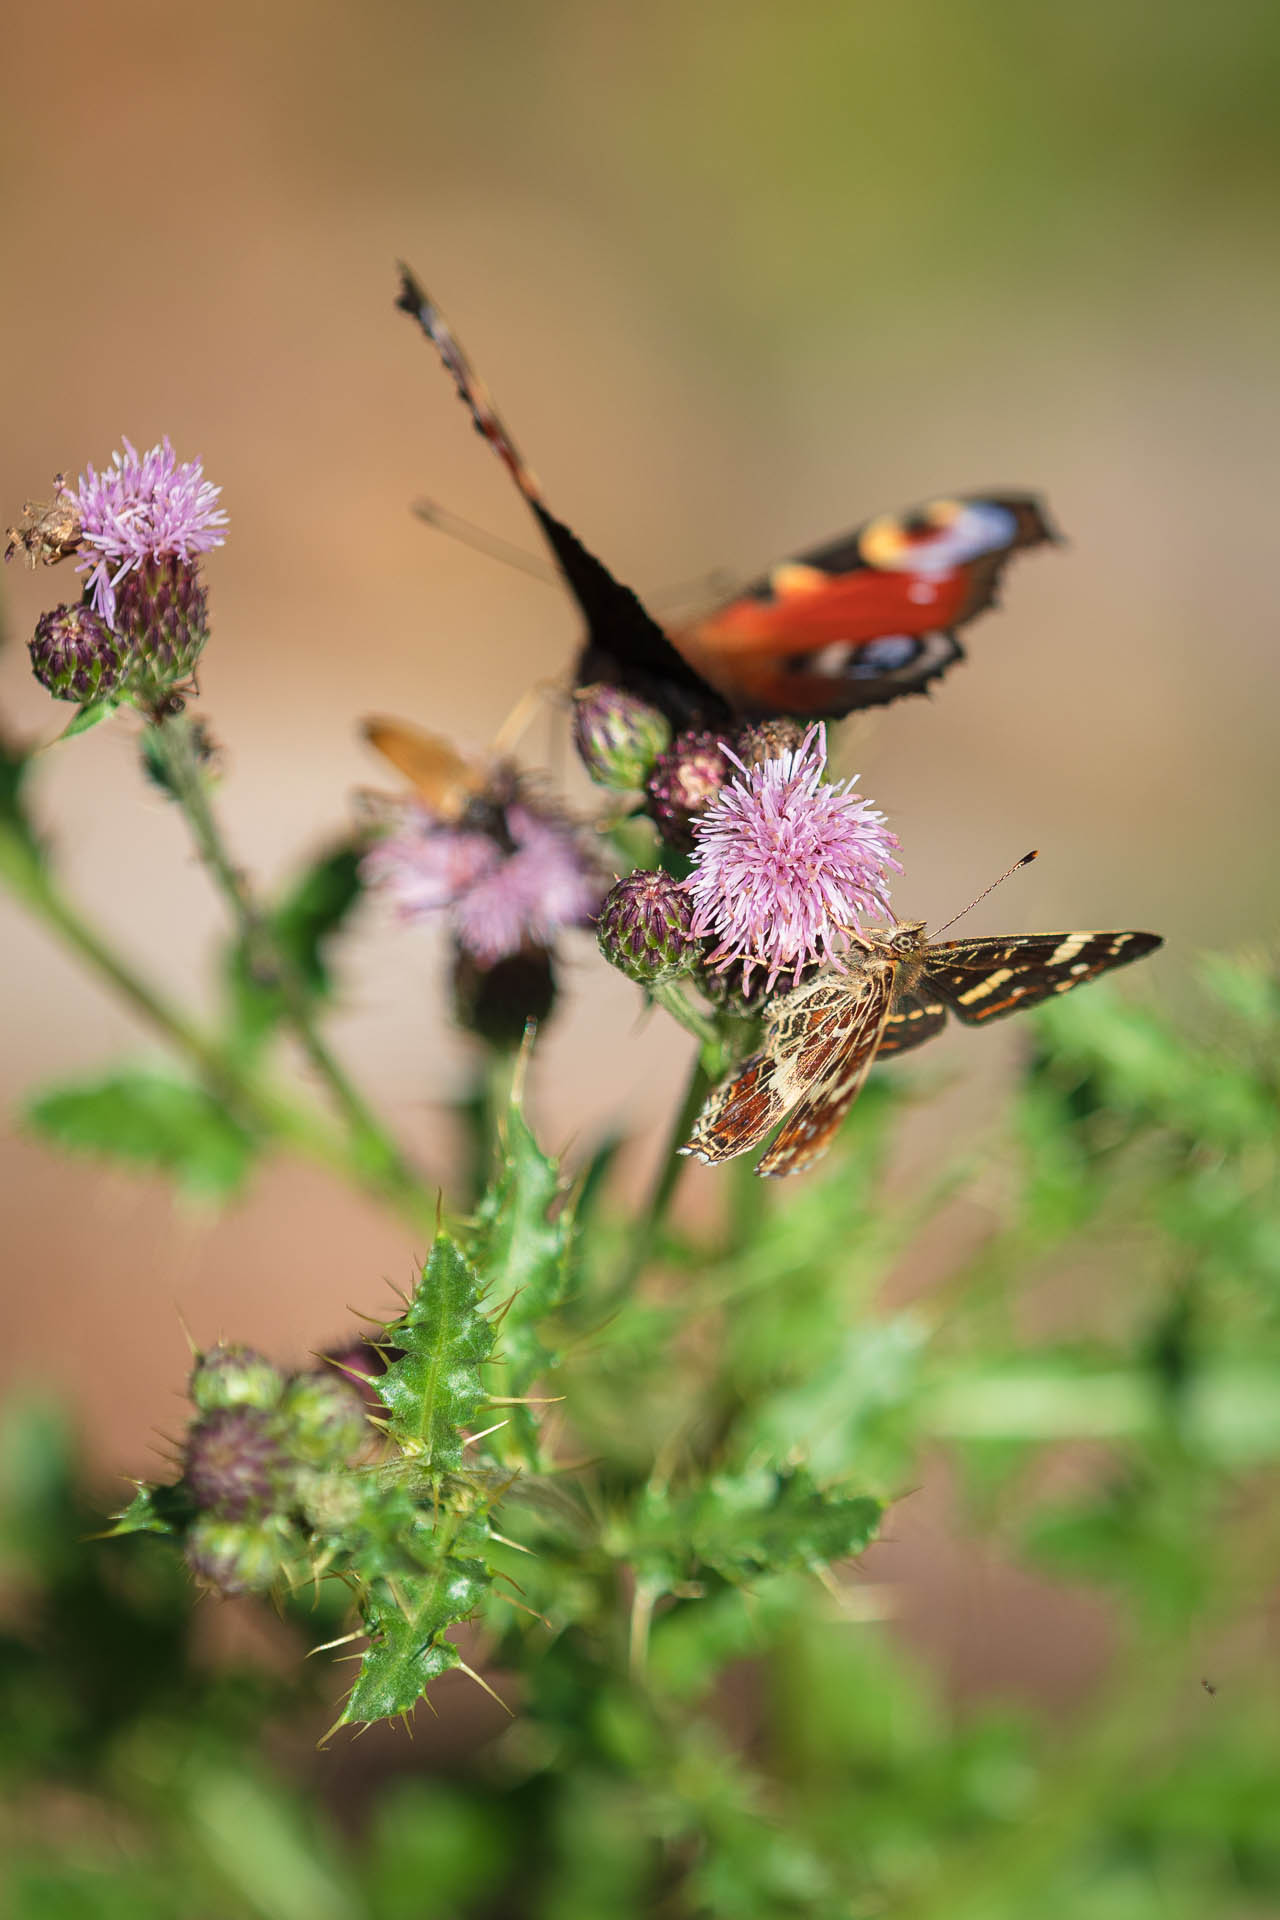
[364,801,602,966]
[685,724,902,993]
[68,437,227,626]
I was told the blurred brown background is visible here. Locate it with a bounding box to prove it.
[2,0,1277,1707]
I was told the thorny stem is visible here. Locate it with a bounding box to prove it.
[148,711,430,1218]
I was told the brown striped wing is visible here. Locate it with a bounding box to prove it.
[923,931,1163,1025]
[755,969,895,1177]
[682,966,889,1168]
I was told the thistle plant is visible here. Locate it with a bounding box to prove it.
[2,304,1277,1920]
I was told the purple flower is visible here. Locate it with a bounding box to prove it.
[364,801,602,965]
[684,725,901,993]
[68,438,227,626]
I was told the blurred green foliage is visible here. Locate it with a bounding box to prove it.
[3,953,1278,1917]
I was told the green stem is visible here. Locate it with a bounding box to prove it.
[147,712,429,1213]
[649,977,722,1052]
[0,821,435,1233]
[614,1051,711,1291]
[628,1574,660,1683]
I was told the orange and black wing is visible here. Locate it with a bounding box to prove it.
[672,494,1057,719]
[872,989,950,1058]
[923,931,1163,1025]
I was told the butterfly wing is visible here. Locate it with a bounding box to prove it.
[672,493,1057,718]
[682,969,884,1167]
[924,931,1163,1025]
[755,964,895,1177]
[872,989,950,1059]
[396,267,727,729]
[362,715,487,822]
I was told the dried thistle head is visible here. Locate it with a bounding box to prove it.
[4,476,81,569]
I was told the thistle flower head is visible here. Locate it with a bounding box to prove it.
[685,724,901,993]
[69,437,226,627]
[363,799,602,967]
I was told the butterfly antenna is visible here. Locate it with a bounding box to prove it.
[396,265,543,504]
[491,685,559,758]
[411,499,558,586]
[396,264,728,720]
[932,850,1039,936]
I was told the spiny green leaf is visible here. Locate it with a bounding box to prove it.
[376,1234,493,1467]
[105,1483,193,1537]
[339,1559,488,1725]
[24,1067,257,1199]
[634,1468,882,1586]
[470,1089,573,1397]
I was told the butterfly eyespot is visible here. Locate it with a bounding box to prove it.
[859,499,1021,574]
[850,634,922,677]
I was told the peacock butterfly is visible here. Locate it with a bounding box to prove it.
[396,269,1057,727]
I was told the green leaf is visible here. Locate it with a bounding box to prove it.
[54,697,121,742]
[223,841,365,1056]
[105,1482,194,1537]
[0,730,38,860]
[376,1233,494,1467]
[24,1067,257,1199]
[470,1086,573,1402]
[339,1559,489,1725]
[634,1468,882,1587]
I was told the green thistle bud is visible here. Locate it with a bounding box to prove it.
[189,1342,285,1413]
[184,1406,291,1518]
[646,729,734,852]
[184,1513,295,1595]
[280,1371,369,1468]
[29,603,128,703]
[295,1467,367,1534]
[597,870,698,984]
[573,684,671,791]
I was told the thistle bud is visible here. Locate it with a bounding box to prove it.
[184,1406,291,1518]
[597,870,698,984]
[189,1342,284,1414]
[646,730,734,852]
[115,557,210,704]
[451,940,557,1049]
[29,603,128,703]
[184,1513,295,1595]
[573,684,671,791]
[280,1370,369,1468]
